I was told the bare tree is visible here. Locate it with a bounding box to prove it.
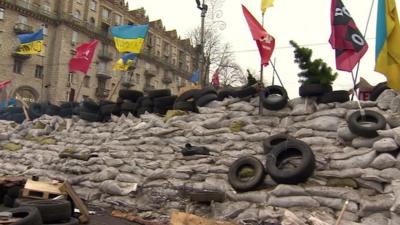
[187,0,246,87]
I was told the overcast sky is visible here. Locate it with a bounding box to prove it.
[128,0,392,98]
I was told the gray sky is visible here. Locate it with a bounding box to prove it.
[128,0,391,97]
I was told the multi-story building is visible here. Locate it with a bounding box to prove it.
[0,0,197,105]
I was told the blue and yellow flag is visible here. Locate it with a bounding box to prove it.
[375,0,400,91]
[16,29,43,55]
[111,25,149,53]
[113,53,137,71]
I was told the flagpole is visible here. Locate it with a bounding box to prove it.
[74,74,84,102]
[351,0,375,100]
[259,13,266,115]
[272,57,276,85]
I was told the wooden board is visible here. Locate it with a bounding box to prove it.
[178,84,201,96]
[60,182,90,224]
[24,179,64,194]
[170,211,236,225]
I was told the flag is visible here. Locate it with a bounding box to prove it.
[113,53,137,71]
[16,29,43,55]
[69,39,98,74]
[375,0,400,91]
[111,24,149,53]
[242,5,275,66]
[211,70,220,87]
[0,80,12,90]
[261,0,274,15]
[191,69,200,84]
[329,0,368,72]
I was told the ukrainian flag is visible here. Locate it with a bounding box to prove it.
[113,53,137,71]
[16,29,43,55]
[111,24,149,53]
[375,0,400,91]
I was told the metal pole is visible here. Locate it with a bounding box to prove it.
[258,13,266,115]
[351,0,375,100]
[198,0,208,87]
[272,57,276,85]
[269,60,285,89]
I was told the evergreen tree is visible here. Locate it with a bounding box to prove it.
[290,40,338,86]
[246,69,257,86]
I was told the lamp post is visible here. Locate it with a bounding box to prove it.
[195,0,208,87]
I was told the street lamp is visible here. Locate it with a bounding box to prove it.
[195,0,208,87]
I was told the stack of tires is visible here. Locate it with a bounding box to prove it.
[173,89,199,112]
[58,102,79,118]
[6,199,78,225]
[149,89,176,115]
[0,107,26,123]
[118,89,143,116]
[194,87,218,107]
[136,96,153,115]
[78,98,103,122]
[299,83,349,104]
[228,133,315,192]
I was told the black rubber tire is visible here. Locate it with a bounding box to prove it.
[194,87,217,100]
[6,206,42,225]
[99,100,115,106]
[228,156,266,192]
[60,102,79,109]
[299,84,332,97]
[118,89,143,102]
[138,96,153,107]
[263,133,295,154]
[6,186,21,198]
[196,93,218,107]
[100,104,116,115]
[18,199,71,224]
[59,108,73,118]
[121,101,138,111]
[79,112,102,122]
[369,82,389,101]
[6,107,24,114]
[136,107,153,115]
[10,113,26,124]
[3,195,15,207]
[235,86,258,98]
[147,89,171,99]
[217,88,237,101]
[28,103,45,119]
[44,104,61,116]
[265,139,315,184]
[261,85,288,110]
[153,95,177,108]
[176,89,200,102]
[173,101,197,112]
[82,98,99,111]
[44,217,79,225]
[317,90,350,104]
[347,110,387,138]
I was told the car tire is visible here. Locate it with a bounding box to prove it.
[228,156,266,192]
[176,89,200,102]
[18,199,71,224]
[148,89,171,99]
[173,101,197,112]
[369,82,389,101]
[265,139,315,184]
[194,87,217,100]
[299,84,332,97]
[317,90,350,104]
[6,206,42,225]
[263,133,295,154]
[217,88,237,101]
[347,110,387,138]
[28,103,45,119]
[235,86,258,98]
[261,85,288,110]
[118,90,143,102]
[79,112,102,122]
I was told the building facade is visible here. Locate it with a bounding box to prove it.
[0,0,197,105]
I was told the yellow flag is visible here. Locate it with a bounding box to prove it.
[375,0,400,90]
[261,0,274,14]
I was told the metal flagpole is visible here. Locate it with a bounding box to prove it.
[259,13,266,115]
[272,57,276,85]
[351,0,375,100]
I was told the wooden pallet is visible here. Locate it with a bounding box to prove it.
[22,179,65,200]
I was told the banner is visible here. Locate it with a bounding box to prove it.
[111,25,149,53]
[16,29,43,55]
[69,39,98,74]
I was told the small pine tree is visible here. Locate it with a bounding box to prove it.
[246,69,258,86]
[290,40,338,86]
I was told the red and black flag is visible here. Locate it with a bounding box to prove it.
[329,0,368,72]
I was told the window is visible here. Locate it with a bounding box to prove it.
[35,65,43,79]
[83,76,90,88]
[89,17,95,27]
[13,59,23,74]
[18,15,27,24]
[114,14,122,25]
[41,24,48,35]
[72,31,78,44]
[0,8,4,20]
[101,8,110,20]
[73,10,81,19]
[89,0,97,11]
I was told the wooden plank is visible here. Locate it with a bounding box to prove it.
[24,179,64,194]
[177,84,201,96]
[60,182,90,224]
[170,211,236,225]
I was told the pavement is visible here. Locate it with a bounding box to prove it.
[88,213,140,225]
